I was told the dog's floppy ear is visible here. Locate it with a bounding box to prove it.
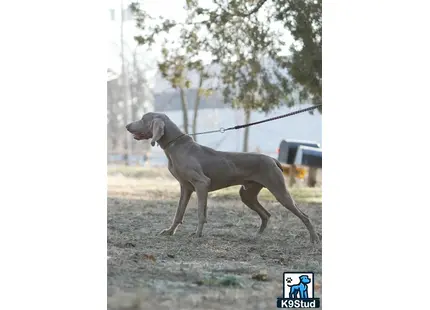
[150,118,165,146]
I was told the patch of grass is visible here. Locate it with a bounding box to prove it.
[108,165,321,203]
[195,275,243,288]
[209,186,321,203]
[108,165,174,179]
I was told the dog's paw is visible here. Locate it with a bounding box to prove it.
[159,228,174,236]
[253,231,264,239]
[310,234,322,245]
[188,231,203,238]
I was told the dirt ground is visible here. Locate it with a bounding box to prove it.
[107,167,322,310]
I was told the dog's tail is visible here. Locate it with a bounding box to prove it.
[274,158,283,172]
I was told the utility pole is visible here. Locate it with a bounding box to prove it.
[120,0,133,166]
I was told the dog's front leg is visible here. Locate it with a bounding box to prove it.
[194,188,208,237]
[191,177,210,237]
[159,184,192,235]
[303,290,308,299]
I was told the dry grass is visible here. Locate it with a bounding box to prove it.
[107,165,322,310]
[108,165,322,204]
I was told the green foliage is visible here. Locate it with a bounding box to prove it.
[130,0,322,115]
[186,0,292,113]
[131,2,177,46]
[188,0,322,111]
[195,275,243,287]
[275,0,322,107]
[131,1,214,92]
[198,88,213,98]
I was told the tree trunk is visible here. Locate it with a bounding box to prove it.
[242,108,251,152]
[107,82,118,151]
[192,74,204,142]
[307,167,318,187]
[179,87,189,134]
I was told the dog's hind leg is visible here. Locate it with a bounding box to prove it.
[262,171,319,243]
[239,181,271,234]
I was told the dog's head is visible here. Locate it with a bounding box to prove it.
[299,275,311,284]
[126,112,166,146]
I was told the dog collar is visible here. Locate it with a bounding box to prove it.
[164,134,186,149]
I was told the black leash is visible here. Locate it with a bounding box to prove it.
[190,104,322,136]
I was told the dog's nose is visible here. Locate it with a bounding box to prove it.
[126,124,130,130]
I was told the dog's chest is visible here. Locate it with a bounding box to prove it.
[167,157,182,181]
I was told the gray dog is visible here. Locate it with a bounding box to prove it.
[126,112,319,243]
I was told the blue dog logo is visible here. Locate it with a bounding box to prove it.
[287,274,311,299]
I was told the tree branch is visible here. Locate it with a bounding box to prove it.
[233,0,268,17]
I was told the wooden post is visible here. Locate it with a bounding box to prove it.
[307,167,318,187]
[289,164,296,187]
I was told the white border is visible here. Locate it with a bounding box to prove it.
[324,1,430,309]
[2,0,430,309]
[1,1,106,309]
